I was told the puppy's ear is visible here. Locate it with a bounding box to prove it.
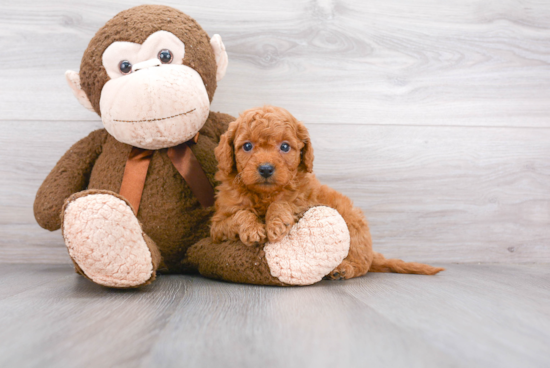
[296,121,314,173]
[215,120,239,177]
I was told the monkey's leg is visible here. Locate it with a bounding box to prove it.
[186,206,350,286]
[61,190,161,288]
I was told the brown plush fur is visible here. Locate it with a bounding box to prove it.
[186,238,287,286]
[80,4,218,115]
[211,106,444,279]
[34,5,236,275]
[34,112,234,273]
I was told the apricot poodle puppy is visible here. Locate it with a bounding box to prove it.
[210,105,443,280]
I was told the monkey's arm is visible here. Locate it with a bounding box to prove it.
[34,129,108,231]
[201,111,235,144]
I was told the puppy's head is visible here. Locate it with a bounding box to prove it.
[215,105,314,193]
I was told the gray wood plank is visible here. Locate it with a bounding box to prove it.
[0,263,548,368]
[2,120,549,263]
[0,264,71,299]
[141,276,455,368]
[340,264,550,368]
[0,265,189,367]
[0,0,549,127]
[0,120,102,264]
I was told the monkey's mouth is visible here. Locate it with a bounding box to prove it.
[112,108,196,123]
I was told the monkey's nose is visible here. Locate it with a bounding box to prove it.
[258,164,275,178]
[132,58,162,72]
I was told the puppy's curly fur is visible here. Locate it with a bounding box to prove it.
[211,106,444,279]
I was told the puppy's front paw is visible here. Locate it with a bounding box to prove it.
[266,217,294,243]
[239,222,267,246]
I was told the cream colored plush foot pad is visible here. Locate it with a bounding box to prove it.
[63,194,153,287]
[264,206,350,285]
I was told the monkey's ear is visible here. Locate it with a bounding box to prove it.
[65,70,95,112]
[210,34,228,82]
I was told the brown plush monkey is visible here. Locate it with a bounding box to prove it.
[34,5,355,288]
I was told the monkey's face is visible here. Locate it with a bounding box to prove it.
[65,6,229,150]
[99,31,210,149]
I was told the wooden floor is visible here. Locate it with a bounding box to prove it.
[0,263,548,368]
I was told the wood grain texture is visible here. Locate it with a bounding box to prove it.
[1,0,550,126]
[1,0,550,263]
[0,263,548,368]
[2,120,549,263]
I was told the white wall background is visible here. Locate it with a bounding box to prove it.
[1,0,549,264]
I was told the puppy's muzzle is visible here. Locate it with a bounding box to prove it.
[258,164,275,178]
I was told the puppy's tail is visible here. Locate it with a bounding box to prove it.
[370,252,444,275]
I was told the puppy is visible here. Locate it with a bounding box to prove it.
[210,105,444,279]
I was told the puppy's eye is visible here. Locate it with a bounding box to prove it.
[119,60,132,74]
[243,142,253,152]
[158,49,173,64]
[280,143,291,152]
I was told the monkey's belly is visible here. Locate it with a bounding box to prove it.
[87,135,216,272]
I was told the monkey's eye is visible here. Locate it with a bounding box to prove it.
[280,142,291,152]
[118,60,132,74]
[158,49,173,64]
[243,142,253,152]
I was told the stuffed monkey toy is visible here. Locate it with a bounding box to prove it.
[34,5,355,288]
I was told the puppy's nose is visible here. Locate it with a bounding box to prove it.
[258,164,274,178]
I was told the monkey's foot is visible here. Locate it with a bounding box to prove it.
[62,191,160,288]
[264,206,350,285]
